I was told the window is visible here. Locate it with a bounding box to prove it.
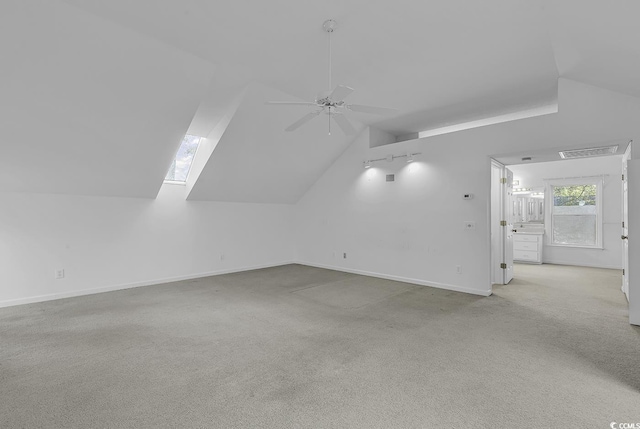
[165,135,201,183]
[546,179,602,248]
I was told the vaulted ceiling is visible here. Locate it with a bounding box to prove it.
[2,0,640,201]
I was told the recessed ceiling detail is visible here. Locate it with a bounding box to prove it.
[559,145,619,159]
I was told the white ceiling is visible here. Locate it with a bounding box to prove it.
[0,0,215,198]
[493,139,631,166]
[186,82,363,203]
[542,0,640,98]
[2,0,640,201]
[60,0,561,135]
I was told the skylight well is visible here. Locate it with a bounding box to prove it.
[165,135,201,183]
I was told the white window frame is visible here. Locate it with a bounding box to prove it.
[545,178,603,249]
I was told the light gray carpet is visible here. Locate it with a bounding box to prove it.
[1,263,639,428]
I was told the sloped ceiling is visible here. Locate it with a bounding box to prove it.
[60,0,561,136]
[187,83,363,204]
[542,0,640,98]
[3,0,640,201]
[0,0,215,198]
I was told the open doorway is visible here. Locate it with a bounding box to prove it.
[490,141,630,303]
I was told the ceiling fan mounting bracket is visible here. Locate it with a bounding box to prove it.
[323,19,337,33]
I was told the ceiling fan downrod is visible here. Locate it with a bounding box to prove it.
[265,18,397,136]
[323,19,337,92]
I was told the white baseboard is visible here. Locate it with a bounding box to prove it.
[542,259,622,270]
[295,261,492,297]
[0,261,295,309]
[1,260,493,309]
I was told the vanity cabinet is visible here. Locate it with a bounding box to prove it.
[513,234,543,264]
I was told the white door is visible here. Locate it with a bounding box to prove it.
[491,160,503,284]
[622,143,631,300]
[503,168,515,284]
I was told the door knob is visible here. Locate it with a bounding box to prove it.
[622,235,629,240]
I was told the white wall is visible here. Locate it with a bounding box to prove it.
[3,79,640,308]
[0,185,294,307]
[295,79,640,296]
[509,156,622,269]
[295,129,494,296]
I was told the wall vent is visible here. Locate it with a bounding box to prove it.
[559,145,618,159]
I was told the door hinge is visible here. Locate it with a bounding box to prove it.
[623,221,625,228]
[500,220,507,227]
[623,268,625,276]
[500,263,507,269]
[622,174,625,181]
[500,178,507,184]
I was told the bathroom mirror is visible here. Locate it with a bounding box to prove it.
[513,188,544,223]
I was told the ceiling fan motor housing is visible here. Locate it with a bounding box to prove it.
[323,19,337,33]
[316,90,345,107]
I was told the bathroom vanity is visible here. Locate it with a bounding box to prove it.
[512,223,544,264]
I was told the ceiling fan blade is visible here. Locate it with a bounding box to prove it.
[332,114,356,136]
[329,85,354,101]
[346,104,398,115]
[285,111,321,131]
[266,101,318,106]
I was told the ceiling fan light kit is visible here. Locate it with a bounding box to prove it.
[266,19,398,136]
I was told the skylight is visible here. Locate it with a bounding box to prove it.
[165,135,201,183]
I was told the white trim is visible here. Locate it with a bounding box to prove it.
[0,261,295,309]
[545,243,604,250]
[418,103,557,139]
[296,261,492,297]
[543,174,609,181]
[541,260,622,270]
[0,260,494,309]
[545,178,603,248]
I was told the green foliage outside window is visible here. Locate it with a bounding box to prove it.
[553,185,596,207]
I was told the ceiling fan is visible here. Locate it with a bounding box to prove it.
[266,19,398,136]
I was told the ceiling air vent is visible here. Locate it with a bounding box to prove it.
[559,145,618,159]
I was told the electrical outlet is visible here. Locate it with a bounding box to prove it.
[220,253,225,261]
[343,252,347,259]
[55,269,65,279]
[456,265,462,274]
